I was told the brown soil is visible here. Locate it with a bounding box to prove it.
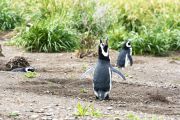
[0,36,180,119]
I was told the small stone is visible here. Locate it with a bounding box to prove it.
[129,75,133,78]
[41,116,53,120]
[37,108,45,113]
[29,109,34,112]
[118,104,126,107]
[55,104,59,106]
[67,107,72,110]
[114,117,121,120]
[107,106,113,110]
[30,114,39,119]
[44,112,53,116]
[52,119,58,120]
[64,116,76,120]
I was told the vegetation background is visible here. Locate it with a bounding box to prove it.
[0,0,179,56]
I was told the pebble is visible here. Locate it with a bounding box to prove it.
[37,108,45,113]
[114,117,121,120]
[64,116,76,120]
[30,114,39,119]
[129,75,133,78]
[118,104,126,107]
[107,106,113,110]
[44,112,53,116]
[67,107,72,110]
[41,116,53,120]
[29,109,34,112]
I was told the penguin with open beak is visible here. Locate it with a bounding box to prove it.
[81,38,126,100]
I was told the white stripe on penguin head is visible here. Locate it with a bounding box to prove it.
[126,41,131,48]
[100,43,109,57]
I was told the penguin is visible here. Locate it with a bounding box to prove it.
[11,66,35,72]
[117,40,133,69]
[81,38,126,100]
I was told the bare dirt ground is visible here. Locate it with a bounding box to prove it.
[0,36,180,120]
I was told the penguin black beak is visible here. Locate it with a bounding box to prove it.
[106,37,108,45]
[100,38,102,44]
[99,97,103,101]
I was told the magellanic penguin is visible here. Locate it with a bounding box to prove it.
[81,38,126,100]
[117,40,133,69]
[11,66,35,72]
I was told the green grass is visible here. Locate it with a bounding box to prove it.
[1,0,180,55]
[0,0,22,31]
[25,71,37,78]
[127,113,160,120]
[74,102,103,118]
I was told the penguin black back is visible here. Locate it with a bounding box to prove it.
[117,40,133,68]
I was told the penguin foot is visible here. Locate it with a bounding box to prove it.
[96,96,99,99]
[105,95,109,100]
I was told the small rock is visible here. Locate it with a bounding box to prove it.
[64,116,76,120]
[129,75,133,78]
[67,107,72,110]
[52,119,58,120]
[30,114,39,119]
[55,104,59,106]
[37,108,45,113]
[107,106,113,110]
[41,116,53,120]
[44,112,53,116]
[114,117,121,120]
[118,104,126,107]
[29,109,34,112]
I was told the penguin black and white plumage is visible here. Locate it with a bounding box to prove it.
[11,66,35,72]
[81,38,126,100]
[117,40,133,69]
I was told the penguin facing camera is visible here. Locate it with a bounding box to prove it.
[81,37,126,100]
[11,66,35,72]
[117,40,133,69]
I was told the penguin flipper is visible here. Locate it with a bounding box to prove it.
[128,54,133,66]
[110,66,126,80]
[80,66,95,80]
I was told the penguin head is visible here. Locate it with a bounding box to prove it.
[123,40,131,49]
[98,38,110,61]
[97,91,108,101]
[25,66,35,72]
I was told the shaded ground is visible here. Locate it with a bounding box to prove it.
[0,36,180,119]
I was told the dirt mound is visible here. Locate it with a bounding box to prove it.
[5,56,30,71]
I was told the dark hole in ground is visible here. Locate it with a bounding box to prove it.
[10,78,180,115]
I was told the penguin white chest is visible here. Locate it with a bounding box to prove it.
[108,67,112,91]
[125,54,129,67]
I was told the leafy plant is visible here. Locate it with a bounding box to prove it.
[127,113,160,120]
[80,88,88,93]
[25,71,37,78]
[75,102,89,117]
[89,105,103,118]
[75,102,103,118]
[0,0,22,31]
[9,111,20,117]
[15,20,79,52]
